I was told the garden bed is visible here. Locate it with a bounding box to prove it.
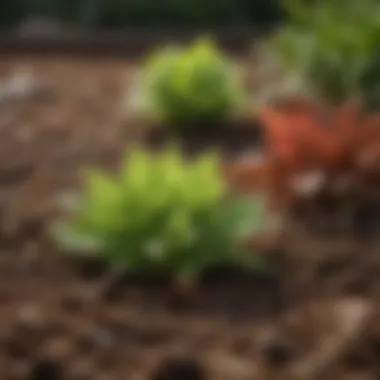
[0,56,379,380]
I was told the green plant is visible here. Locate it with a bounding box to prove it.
[54,145,269,283]
[259,0,380,105]
[134,37,246,127]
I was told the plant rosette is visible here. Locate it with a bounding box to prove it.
[130,37,247,130]
[53,145,275,289]
[256,99,380,200]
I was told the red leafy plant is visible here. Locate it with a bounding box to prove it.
[259,99,380,175]
[224,99,380,209]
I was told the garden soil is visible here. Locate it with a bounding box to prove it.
[0,57,379,380]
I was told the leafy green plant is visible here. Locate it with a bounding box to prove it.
[133,37,246,127]
[258,0,380,105]
[54,145,269,283]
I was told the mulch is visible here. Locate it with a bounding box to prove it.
[0,56,379,380]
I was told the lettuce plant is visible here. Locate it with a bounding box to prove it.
[54,145,269,283]
[258,0,380,106]
[133,37,245,127]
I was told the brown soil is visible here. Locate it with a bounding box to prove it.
[0,56,379,380]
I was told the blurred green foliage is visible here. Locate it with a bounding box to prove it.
[133,38,246,127]
[1,0,283,29]
[259,0,380,105]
